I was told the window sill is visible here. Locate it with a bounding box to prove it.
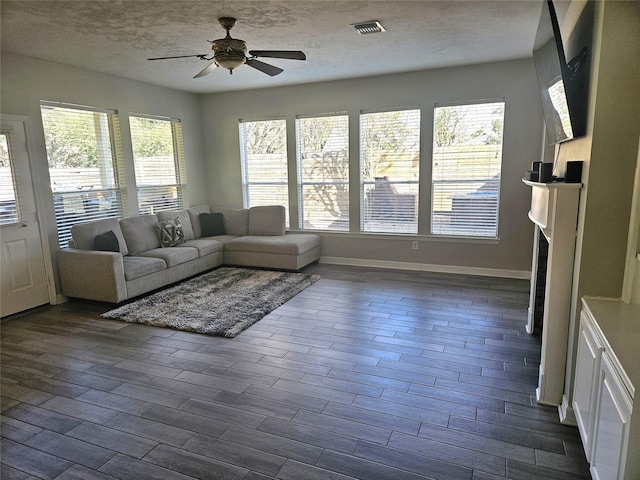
[286,229,500,245]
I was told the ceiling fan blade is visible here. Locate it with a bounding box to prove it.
[246,58,283,76]
[249,50,306,61]
[148,54,209,61]
[193,61,218,78]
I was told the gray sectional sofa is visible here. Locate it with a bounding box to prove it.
[57,205,321,303]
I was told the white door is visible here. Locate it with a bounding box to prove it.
[1,118,51,317]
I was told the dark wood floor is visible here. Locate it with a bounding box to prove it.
[1,264,591,480]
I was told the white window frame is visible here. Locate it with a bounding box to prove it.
[40,101,128,247]
[239,118,289,226]
[296,113,349,231]
[129,114,188,215]
[431,100,505,238]
[360,108,421,234]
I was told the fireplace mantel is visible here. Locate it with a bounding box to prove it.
[523,180,582,240]
[523,179,582,408]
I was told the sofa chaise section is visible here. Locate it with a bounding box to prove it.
[210,205,321,270]
[225,234,321,270]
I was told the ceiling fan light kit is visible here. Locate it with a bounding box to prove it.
[214,52,246,74]
[149,17,306,79]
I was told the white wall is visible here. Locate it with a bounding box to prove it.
[201,58,544,275]
[569,1,640,299]
[0,53,208,293]
[559,0,640,423]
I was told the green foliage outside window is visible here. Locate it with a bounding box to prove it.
[130,117,174,158]
[41,107,103,168]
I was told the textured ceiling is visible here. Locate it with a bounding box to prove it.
[1,0,557,94]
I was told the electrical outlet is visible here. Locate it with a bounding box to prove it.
[412,241,418,250]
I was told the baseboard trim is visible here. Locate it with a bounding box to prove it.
[319,256,530,279]
[559,394,577,426]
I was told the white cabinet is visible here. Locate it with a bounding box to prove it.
[575,298,640,480]
[590,352,633,480]
[573,311,604,460]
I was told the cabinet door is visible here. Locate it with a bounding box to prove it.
[573,311,603,460]
[590,352,632,480]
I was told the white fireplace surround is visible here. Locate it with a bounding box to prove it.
[523,179,582,408]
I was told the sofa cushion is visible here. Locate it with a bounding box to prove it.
[225,234,321,256]
[93,230,120,252]
[212,207,249,236]
[156,218,185,247]
[71,218,129,256]
[183,238,225,257]
[157,210,194,241]
[137,246,198,267]
[249,205,286,236]
[200,212,225,237]
[202,234,239,244]
[120,215,160,255]
[187,205,211,239]
[122,256,166,281]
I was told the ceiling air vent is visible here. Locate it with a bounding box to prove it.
[352,20,386,35]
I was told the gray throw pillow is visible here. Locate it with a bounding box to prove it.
[93,230,120,252]
[156,218,185,247]
[200,212,226,237]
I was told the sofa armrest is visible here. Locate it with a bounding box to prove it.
[58,248,128,303]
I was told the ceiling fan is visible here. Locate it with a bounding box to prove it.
[148,17,306,79]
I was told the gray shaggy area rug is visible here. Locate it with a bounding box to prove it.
[101,267,320,337]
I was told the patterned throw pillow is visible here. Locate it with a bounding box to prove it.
[156,218,185,247]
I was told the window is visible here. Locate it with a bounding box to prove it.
[360,109,420,234]
[0,132,20,225]
[239,119,289,225]
[129,115,187,214]
[431,101,505,237]
[41,102,127,247]
[296,114,349,231]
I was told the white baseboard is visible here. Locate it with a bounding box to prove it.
[559,394,577,425]
[319,256,530,279]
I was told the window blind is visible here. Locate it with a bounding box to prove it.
[360,109,420,234]
[239,119,289,226]
[0,133,20,225]
[40,102,127,247]
[431,101,504,237]
[129,115,188,215]
[296,114,349,231]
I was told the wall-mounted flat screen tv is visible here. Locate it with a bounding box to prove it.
[533,0,589,145]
